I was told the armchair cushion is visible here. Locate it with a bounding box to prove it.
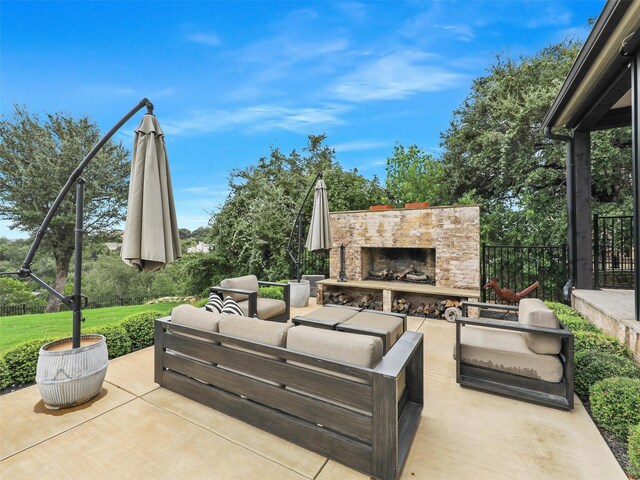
[220,275,259,302]
[238,298,286,319]
[458,326,563,383]
[518,298,562,354]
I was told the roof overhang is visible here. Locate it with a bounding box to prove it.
[542,0,640,132]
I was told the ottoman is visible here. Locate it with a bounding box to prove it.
[292,304,362,329]
[337,310,406,354]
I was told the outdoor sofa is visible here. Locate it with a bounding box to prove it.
[455,298,574,410]
[155,305,424,480]
[211,274,290,322]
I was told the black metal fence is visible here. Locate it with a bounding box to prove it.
[481,244,568,303]
[289,249,330,280]
[0,295,173,317]
[593,214,634,289]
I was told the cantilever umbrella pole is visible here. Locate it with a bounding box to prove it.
[3,98,155,348]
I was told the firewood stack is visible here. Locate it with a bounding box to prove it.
[323,291,383,311]
[392,298,462,319]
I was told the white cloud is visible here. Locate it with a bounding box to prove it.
[442,24,475,42]
[186,32,220,47]
[331,50,462,102]
[162,103,349,136]
[333,140,388,152]
[526,5,572,28]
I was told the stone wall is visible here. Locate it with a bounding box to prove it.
[329,206,480,290]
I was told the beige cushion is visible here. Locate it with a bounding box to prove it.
[341,312,404,349]
[287,326,382,368]
[220,275,259,302]
[458,326,563,383]
[302,306,361,323]
[171,304,221,332]
[518,298,561,354]
[218,316,293,386]
[238,298,286,319]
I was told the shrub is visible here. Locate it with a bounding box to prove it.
[86,325,132,359]
[259,286,284,300]
[574,350,640,397]
[629,424,640,478]
[590,377,640,440]
[121,311,162,351]
[0,356,13,389]
[557,313,599,333]
[3,338,52,386]
[194,298,208,308]
[574,331,632,358]
[544,301,577,316]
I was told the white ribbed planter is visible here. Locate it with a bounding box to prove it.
[288,279,310,307]
[36,335,108,410]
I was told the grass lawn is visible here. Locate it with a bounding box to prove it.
[0,303,181,354]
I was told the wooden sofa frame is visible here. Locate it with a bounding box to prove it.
[211,280,290,322]
[154,317,423,480]
[455,301,574,410]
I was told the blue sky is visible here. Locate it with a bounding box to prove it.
[1,0,603,239]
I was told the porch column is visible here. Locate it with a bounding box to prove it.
[632,48,640,321]
[574,130,593,289]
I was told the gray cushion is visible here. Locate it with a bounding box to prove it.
[171,304,221,332]
[518,298,561,354]
[238,298,286,319]
[301,306,361,323]
[220,275,259,302]
[286,326,382,368]
[341,311,404,349]
[458,326,563,383]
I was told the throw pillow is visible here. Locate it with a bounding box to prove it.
[221,296,245,316]
[204,293,223,314]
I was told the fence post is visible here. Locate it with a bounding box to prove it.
[480,243,486,302]
[593,214,599,289]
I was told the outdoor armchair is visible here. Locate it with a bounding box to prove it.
[211,274,290,322]
[455,299,574,410]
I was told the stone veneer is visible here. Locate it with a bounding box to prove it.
[329,205,480,290]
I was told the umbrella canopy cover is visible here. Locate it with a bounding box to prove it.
[305,178,332,251]
[121,114,181,272]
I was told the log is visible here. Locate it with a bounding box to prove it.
[406,274,428,282]
[416,303,425,314]
[360,294,373,307]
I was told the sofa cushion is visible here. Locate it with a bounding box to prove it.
[518,298,561,354]
[458,326,563,383]
[340,311,404,350]
[237,297,286,319]
[171,304,221,332]
[286,326,383,368]
[220,275,259,302]
[222,297,245,316]
[300,306,361,324]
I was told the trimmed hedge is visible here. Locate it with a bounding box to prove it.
[590,377,640,440]
[259,286,284,300]
[574,350,640,397]
[544,301,578,316]
[0,357,13,389]
[121,311,162,351]
[3,338,52,385]
[556,313,599,333]
[574,331,632,358]
[629,424,640,478]
[86,325,132,359]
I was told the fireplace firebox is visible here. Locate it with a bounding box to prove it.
[362,247,435,284]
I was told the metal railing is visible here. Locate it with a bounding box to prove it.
[0,295,175,317]
[288,249,330,280]
[481,244,568,303]
[593,214,634,289]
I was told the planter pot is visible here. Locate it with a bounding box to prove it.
[302,274,325,297]
[288,279,310,307]
[404,202,430,209]
[369,205,393,211]
[36,335,108,410]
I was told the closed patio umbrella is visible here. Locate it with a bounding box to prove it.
[305,178,332,251]
[121,114,181,271]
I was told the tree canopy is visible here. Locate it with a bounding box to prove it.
[0,106,130,310]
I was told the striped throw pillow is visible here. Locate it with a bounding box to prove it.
[221,296,245,316]
[205,293,223,314]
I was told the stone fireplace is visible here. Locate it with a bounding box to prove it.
[328,205,480,290]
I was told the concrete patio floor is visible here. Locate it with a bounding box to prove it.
[0,300,626,479]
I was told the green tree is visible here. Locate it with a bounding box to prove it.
[385,144,445,206]
[0,277,41,306]
[207,135,385,284]
[0,106,130,311]
[439,39,632,244]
